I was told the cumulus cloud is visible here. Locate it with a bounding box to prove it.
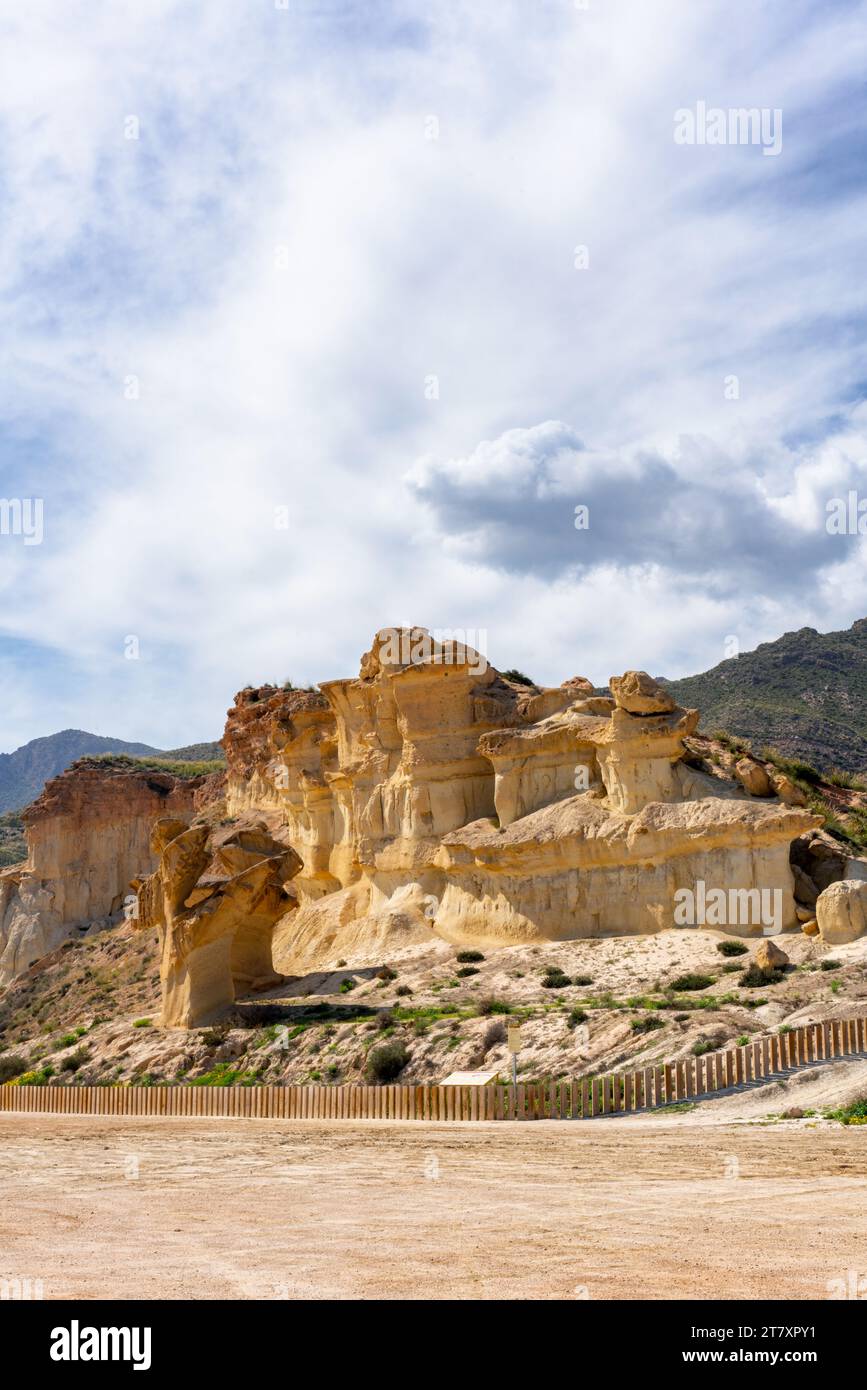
[406,413,867,590]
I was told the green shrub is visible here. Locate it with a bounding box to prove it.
[572,974,594,986]
[740,964,783,988]
[820,959,841,971]
[11,1066,54,1086]
[189,1064,262,1087]
[339,978,357,993]
[456,966,479,978]
[501,669,535,687]
[736,1034,750,1046]
[825,1096,867,1125]
[456,950,484,963]
[691,1040,713,1056]
[827,769,867,791]
[541,970,570,989]
[631,1015,664,1033]
[567,1008,589,1028]
[132,1017,152,1028]
[365,1040,410,1083]
[716,940,749,957]
[476,997,513,1016]
[669,973,714,992]
[0,1054,28,1084]
[60,1047,90,1073]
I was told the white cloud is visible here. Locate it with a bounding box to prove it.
[0,0,867,748]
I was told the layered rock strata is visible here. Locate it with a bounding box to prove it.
[136,817,301,1027]
[0,764,212,985]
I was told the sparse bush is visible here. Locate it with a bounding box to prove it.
[691,1040,713,1056]
[820,959,841,971]
[826,1096,867,1125]
[456,950,484,963]
[11,1066,54,1086]
[395,984,412,997]
[60,1047,90,1073]
[716,940,748,957]
[376,967,397,982]
[0,1054,28,1084]
[476,997,513,1016]
[740,964,783,988]
[669,973,714,992]
[567,1007,589,1028]
[502,669,535,687]
[828,769,867,791]
[541,969,570,989]
[482,1020,507,1050]
[365,1040,409,1083]
[631,1015,664,1033]
[376,1009,394,1031]
[572,974,594,986]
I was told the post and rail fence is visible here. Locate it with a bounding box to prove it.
[0,1015,864,1122]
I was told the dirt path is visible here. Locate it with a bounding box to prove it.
[0,1113,865,1300]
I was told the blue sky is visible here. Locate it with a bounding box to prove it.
[1,0,867,751]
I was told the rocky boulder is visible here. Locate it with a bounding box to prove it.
[755,938,789,971]
[815,879,867,945]
[734,757,772,797]
[609,670,675,715]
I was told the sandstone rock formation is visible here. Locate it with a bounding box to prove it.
[0,763,212,986]
[815,879,867,945]
[209,630,821,978]
[136,816,302,1027]
[9,627,845,1029]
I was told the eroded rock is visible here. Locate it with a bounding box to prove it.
[815,879,867,945]
[137,816,302,1027]
[609,670,675,715]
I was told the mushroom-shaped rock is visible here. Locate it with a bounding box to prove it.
[137,816,302,1027]
[816,879,867,945]
[755,938,789,972]
[609,670,675,715]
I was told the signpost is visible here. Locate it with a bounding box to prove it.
[507,1023,522,1087]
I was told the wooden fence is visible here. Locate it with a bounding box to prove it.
[1,1015,865,1122]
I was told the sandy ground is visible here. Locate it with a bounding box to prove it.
[1,1110,865,1301]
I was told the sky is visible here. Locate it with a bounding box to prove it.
[1,0,867,751]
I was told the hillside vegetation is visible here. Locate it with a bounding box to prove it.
[667,619,867,775]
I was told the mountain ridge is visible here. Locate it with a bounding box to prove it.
[666,618,867,774]
[0,729,223,815]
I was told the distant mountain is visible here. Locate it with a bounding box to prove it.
[0,730,223,815]
[666,619,867,775]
